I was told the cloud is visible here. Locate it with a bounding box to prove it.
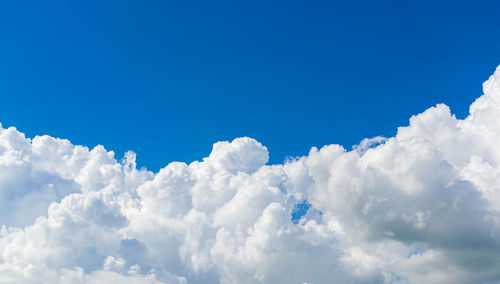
[1,65,500,283]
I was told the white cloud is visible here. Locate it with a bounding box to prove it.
[1,65,500,283]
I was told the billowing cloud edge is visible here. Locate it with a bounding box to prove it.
[1,66,500,283]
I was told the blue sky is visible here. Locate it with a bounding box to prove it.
[0,0,499,171]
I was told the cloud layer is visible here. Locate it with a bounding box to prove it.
[1,66,500,283]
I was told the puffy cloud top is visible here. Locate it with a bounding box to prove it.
[200,137,269,174]
[1,66,500,283]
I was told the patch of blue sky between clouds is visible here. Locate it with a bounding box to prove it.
[407,246,425,259]
[291,200,324,224]
[291,200,311,224]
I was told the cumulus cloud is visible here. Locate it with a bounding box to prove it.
[1,65,500,283]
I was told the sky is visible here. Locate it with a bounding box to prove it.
[2,67,500,283]
[1,0,499,171]
[3,1,500,283]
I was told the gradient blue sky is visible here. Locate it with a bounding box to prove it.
[0,0,499,171]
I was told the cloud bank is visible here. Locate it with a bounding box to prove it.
[1,66,500,283]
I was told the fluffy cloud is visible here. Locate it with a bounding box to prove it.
[1,66,500,283]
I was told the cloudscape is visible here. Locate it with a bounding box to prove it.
[0,66,500,283]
